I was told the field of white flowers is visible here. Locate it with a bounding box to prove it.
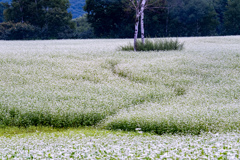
[1,129,240,159]
[0,36,239,158]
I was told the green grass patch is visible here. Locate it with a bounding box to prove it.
[0,126,151,138]
[120,39,184,51]
[0,126,69,137]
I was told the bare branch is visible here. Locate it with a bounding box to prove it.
[129,0,137,9]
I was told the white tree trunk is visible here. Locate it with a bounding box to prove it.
[132,0,147,51]
[141,0,146,44]
[134,10,140,51]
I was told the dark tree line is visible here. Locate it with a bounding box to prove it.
[0,2,4,23]
[1,0,240,40]
[84,0,240,38]
[224,0,240,35]
[0,0,77,39]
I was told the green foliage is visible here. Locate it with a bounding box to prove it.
[120,39,184,51]
[1,0,239,38]
[0,105,105,128]
[84,0,134,38]
[0,126,70,137]
[83,0,225,37]
[0,0,86,19]
[168,0,219,36]
[224,0,240,35]
[0,2,5,22]
[118,42,134,51]
[213,0,228,35]
[0,21,41,39]
[83,0,238,37]
[2,0,75,39]
[72,14,95,38]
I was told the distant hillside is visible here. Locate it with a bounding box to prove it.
[0,0,10,3]
[0,0,85,19]
[69,0,86,19]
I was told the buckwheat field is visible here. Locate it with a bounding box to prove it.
[0,37,240,159]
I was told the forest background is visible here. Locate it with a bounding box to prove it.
[0,0,239,40]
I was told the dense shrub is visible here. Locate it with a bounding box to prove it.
[0,22,41,40]
[72,14,95,39]
[0,21,94,40]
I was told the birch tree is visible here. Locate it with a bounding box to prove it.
[129,0,146,51]
[140,0,145,44]
[128,0,165,51]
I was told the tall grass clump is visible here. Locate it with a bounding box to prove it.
[120,39,184,51]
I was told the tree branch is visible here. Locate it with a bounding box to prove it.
[129,0,137,10]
